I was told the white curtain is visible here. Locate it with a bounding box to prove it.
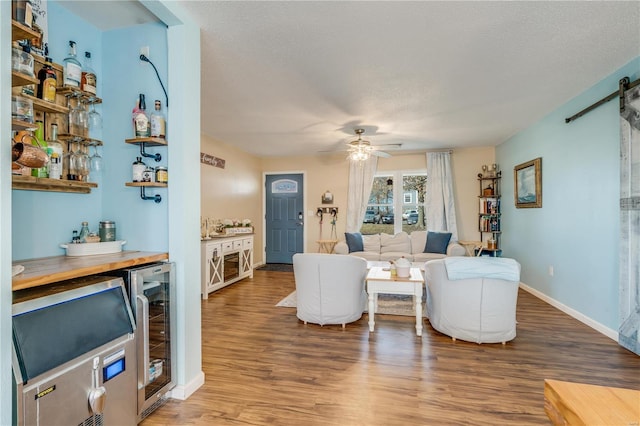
[346,156,378,233]
[426,152,458,241]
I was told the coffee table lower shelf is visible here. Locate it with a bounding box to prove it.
[366,266,425,336]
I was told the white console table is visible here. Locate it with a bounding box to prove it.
[201,234,254,299]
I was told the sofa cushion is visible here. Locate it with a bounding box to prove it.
[380,232,411,254]
[410,231,428,254]
[381,252,414,262]
[413,252,447,263]
[362,234,381,253]
[424,231,452,254]
[344,232,363,253]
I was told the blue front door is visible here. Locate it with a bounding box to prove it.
[265,174,304,264]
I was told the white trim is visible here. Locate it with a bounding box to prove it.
[168,371,205,400]
[519,282,618,342]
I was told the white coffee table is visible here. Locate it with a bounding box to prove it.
[366,266,425,336]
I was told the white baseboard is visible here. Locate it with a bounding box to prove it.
[168,371,205,400]
[519,282,618,342]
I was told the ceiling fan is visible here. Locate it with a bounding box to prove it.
[346,128,400,161]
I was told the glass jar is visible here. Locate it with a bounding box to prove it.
[155,166,168,184]
[12,43,35,77]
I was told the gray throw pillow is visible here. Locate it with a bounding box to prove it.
[424,231,452,254]
[344,232,364,253]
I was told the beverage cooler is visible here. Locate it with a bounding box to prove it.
[12,276,138,426]
[108,262,177,422]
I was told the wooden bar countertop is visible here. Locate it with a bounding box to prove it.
[12,251,169,291]
[544,379,640,425]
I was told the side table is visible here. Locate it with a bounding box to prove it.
[366,266,425,336]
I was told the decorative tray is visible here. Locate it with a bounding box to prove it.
[60,240,127,257]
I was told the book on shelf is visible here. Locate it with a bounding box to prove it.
[479,197,500,214]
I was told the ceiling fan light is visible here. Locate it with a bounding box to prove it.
[349,147,370,161]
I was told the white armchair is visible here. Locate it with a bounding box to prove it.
[293,253,368,328]
[425,257,521,344]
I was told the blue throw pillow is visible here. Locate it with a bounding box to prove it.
[344,232,363,253]
[424,231,452,254]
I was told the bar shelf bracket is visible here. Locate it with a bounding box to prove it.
[139,143,162,162]
[140,187,161,203]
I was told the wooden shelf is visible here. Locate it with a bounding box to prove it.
[12,175,98,194]
[12,20,40,42]
[125,182,168,188]
[11,70,39,87]
[11,118,37,131]
[19,93,70,114]
[125,137,168,147]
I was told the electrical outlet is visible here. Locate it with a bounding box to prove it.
[140,46,149,58]
[548,266,554,277]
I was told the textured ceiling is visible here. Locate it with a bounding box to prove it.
[62,1,640,158]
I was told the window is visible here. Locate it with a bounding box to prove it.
[361,171,426,234]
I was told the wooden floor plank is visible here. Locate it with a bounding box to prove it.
[141,270,640,425]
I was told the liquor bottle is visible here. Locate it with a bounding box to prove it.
[47,124,63,180]
[133,94,150,137]
[63,40,82,88]
[81,51,97,95]
[31,120,48,178]
[37,55,57,102]
[131,96,141,136]
[150,99,166,138]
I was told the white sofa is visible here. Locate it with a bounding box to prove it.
[334,231,465,262]
[424,257,521,344]
[292,253,368,327]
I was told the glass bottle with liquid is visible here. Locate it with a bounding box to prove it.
[134,94,150,137]
[37,55,57,102]
[31,120,48,178]
[78,221,90,243]
[63,40,82,88]
[81,51,97,95]
[47,124,63,180]
[150,100,166,138]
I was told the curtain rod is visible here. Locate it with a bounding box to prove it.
[565,76,640,124]
[425,149,453,154]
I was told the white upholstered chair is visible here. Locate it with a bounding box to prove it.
[424,257,521,344]
[292,253,368,328]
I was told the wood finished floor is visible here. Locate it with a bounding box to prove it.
[141,270,640,425]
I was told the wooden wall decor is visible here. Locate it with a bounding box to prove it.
[200,152,225,169]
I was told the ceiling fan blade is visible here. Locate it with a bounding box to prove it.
[372,151,391,158]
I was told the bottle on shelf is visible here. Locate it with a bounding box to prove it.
[81,51,97,95]
[132,157,146,182]
[37,52,57,103]
[31,120,48,178]
[78,221,90,243]
[150,99,166,138]
[63,40,82,88]
[47,124,63,180]
[133,94,151,137]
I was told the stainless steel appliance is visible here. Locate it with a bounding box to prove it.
[12,276,138,426]
[108,262,176,422]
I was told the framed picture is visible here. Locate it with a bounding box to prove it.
[514,157,542,208]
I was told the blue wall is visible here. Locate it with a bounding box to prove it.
[12,1,168,259]
[497,57,640,332]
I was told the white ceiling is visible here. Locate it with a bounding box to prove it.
[61,1,640,158]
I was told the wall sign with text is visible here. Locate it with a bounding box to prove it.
[200,152,225,169]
